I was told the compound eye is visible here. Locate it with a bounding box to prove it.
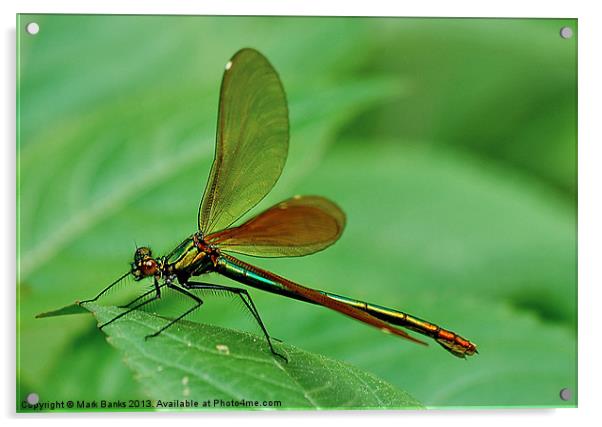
[134,247,152,263]
[141,259,158,276]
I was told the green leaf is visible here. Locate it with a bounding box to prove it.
[85,304,423,410]
[19,326,147,410]
[35,302,87,318]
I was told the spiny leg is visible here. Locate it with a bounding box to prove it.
[120,282,166,309]
[99,278,162,329]
[118,288,155,309]
[183,281,287,362]
[99,293,160,330]
[79,271,130,305]
[144,282,203,341]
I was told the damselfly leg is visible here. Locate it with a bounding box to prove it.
[143,282,204,340]
[78,271,130,305]
[183,281,287,362]
[98,281,163,330]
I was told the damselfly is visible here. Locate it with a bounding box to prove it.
[81,48,477,360]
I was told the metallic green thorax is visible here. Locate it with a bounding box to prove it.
[164,235,212,280]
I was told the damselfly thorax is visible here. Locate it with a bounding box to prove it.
[131,233,217,282]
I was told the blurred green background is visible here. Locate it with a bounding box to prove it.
[17,15,577,408]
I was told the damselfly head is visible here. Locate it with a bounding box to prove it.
[131,246,159,281]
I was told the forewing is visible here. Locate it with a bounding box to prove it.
[199,48,289,234]
[205,196,346,257]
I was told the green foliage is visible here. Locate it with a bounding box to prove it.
[35,302,87,318]
[18,15,576,410]
[79,304,422,409]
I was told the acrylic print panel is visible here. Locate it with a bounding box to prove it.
[17,15,577,411]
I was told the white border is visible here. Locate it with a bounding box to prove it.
[3,1,601,426]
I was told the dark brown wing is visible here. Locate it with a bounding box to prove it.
[205,196,345,257]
